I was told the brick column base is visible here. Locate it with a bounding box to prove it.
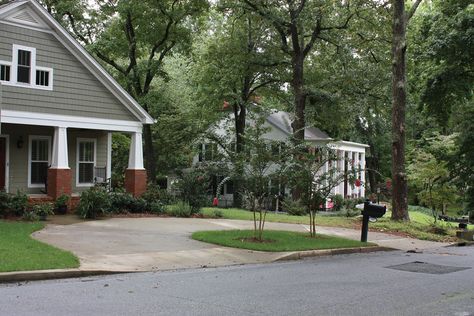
[125,169,147,197]
[47,168,72,199]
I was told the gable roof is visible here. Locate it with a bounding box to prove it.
[266,111,332,141]
[0,0,154,124]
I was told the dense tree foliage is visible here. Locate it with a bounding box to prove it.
[35,0,474,218]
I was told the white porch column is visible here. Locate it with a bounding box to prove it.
[106,132,112,179]
[347,151,353,197]
[128,131,144,170]
[360,152,366,198]
[51,126,69,168]
[354,152,360,197]
[337,150,345,196]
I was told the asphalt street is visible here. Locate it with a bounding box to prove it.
[0,246,473,316]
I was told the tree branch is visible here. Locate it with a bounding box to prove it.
[406,0,423,22]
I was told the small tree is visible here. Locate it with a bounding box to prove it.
[408,150,456,222]
[286,145,348,237]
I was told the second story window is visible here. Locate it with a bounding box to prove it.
[36,69,49,87]
[0,64,10,81]
[17,49,31,84]
[0,45,53,90]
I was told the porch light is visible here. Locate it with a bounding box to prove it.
[17,136,23,149]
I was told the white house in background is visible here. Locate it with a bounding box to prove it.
[194,110,369,207]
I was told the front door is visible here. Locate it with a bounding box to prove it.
[0,138,5,191]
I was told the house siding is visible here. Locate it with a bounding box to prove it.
[2,124,108,194]
[0,23,137,121]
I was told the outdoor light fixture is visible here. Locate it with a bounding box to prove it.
[17,136,24,149]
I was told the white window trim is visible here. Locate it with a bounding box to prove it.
[0,44,53,91]
[35,66,54,90]
[12,44,36,86]
[0,61,12,83]
[28,135,51,188]
[76,138,97,187]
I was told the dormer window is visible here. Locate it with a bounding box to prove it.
[0,44,53,90]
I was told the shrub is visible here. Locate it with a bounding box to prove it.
[77,187,111,219]
[149,201,165,214]
[10,191,28,216]
[22,210,39,221]
[0,190,11,216]
[142,184,174,205]
[282,198,307,216]
[173,169,210,214]
[165,201,194,217]
[109,192,136,213]
[330,194,344,212]
[32,203,54,219]
[212,210,224,218]
[128,198,148,213]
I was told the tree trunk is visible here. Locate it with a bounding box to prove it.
[291,55,306,143]
[233,104,246,208]
[391,0,409,221]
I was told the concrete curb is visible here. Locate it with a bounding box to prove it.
[273,246,396,262]
[0,269,131,283]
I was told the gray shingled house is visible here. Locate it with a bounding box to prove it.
[0,0,153,200]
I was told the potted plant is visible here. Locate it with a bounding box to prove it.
[33,203,54,221]
[55,194,69,215]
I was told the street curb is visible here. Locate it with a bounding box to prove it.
[273,246,396,262]
[0,269,131,283]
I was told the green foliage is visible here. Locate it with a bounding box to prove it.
[211,209,224,218]
[282,198,306,216]
[0,191,29,217]
[330,194,344,212]
[407,135,459,220]
[173,167,211,214]
[148,201,165,215]
[22,210,39,222]
[10,191,29,216]
[31,203,55,220]
[77,187,111,219]
[165,201,195,217]
[141,183,175,205]
[54,194,69,208]
[192,230,372,252]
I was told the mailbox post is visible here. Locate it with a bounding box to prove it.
[361,200,386,242]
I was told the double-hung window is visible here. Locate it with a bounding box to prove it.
[29,136,51,187]
[1,45,53,90]
[77,139,96,186]
[17,49,32,84]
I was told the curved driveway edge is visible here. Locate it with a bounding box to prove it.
[31,217,450,273]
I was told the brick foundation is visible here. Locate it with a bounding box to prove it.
[124,169,147,197]
[47,168,72,199]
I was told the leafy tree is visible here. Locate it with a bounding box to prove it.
[408,150,456,221]
[234,0,368,144]
[193,6,283,206]
[286,146,347,237]
[390,0,424,221]
[42,0,209,182]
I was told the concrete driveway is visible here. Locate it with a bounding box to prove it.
[33,217,449,272]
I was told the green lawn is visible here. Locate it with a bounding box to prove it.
[202,207,468,242]
[0,221,79,272]
[192,230,374,252]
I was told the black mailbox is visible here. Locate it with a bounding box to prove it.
[360,200,386,242]
[362,201,386,218]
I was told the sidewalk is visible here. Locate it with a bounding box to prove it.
[0,217,452,282]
